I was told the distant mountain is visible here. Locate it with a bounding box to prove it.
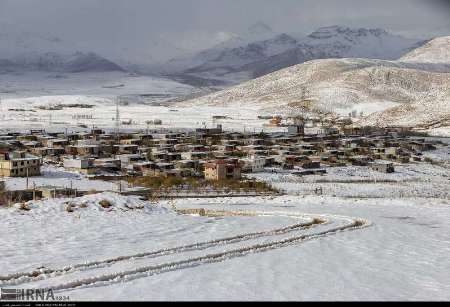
[159,33,300,85]
[60,52,125,73]
[0,51,125,73]
[159,26,425,86]
[179,36,450,131]
[0,24,124,74]
[247,26,424,78]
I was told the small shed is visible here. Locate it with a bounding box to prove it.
[369,162,395,173]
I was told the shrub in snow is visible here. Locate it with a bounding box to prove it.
[99,199,112,209]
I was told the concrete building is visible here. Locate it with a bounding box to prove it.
[204,160,241,181]
[0,151,41,177]
[240,156,266,173]
[369,161,395,173]
[63,158,96,175]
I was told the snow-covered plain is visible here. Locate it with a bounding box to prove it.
[0,71,193,98]
[0,98,283,134]
[0,71,282,132]
[0,70,286,132]
[0,192,449,301]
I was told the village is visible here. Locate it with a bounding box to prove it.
[0,114,446,205]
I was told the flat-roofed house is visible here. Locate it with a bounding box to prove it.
[63,157,96,175]
[0,151,41,177]
[204,160,241,181]
[369,161,395,173]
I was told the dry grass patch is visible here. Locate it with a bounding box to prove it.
[353,220,366,227]
[79,202,88,208]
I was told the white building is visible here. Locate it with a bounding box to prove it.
[63,158,96,174]
[240,156,266,173]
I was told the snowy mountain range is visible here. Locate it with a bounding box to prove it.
[179,36,450,131]
[0,23,438,90]
[0,22,276,76]
[157,25,426,85]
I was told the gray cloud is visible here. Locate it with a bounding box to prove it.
[1,0,448,34]
[0,0,448,61]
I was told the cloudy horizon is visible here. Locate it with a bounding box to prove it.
[1,0,449,63]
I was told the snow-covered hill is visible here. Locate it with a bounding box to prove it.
[160,26,424,84]
[400,36,450,64]
[179,36,450,130]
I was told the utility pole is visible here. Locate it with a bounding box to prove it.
[115,96,121,141]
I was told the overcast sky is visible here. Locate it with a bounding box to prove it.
[0,0,449,60]
[0,0,450,34]
[1,0,449,35]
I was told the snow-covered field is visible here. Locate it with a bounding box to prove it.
[0,192,448,301]
[0,97,283,133]
[0,72,193,98]
[249,162,450,199]
[0,71,283,132]
[4,165,118,192]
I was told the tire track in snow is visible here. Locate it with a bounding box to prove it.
[49,217,368,292]
[0,210,323,286]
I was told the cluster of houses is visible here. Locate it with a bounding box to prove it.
[0,121,444,185]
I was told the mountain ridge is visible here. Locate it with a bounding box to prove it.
[177,36,450,130]
[157,25,425,85]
